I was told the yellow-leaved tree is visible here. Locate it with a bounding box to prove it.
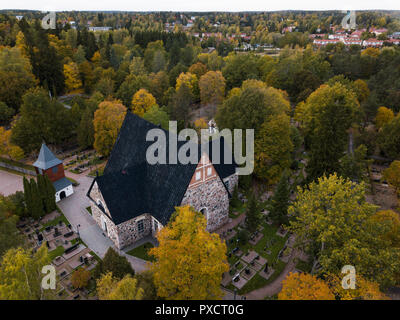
[93,100,127,156]
[176,72,198,99]
[96,272,143,300]
[131,89,157,117]
[150,205,229,300]
[0,245,51,300]
[383,160,400,195]
[278,272,335,300]
[326,273,388,300]
[199,71,226,106]
[375,106,394,129]
[63,61,82,92]
[0,127,24,160]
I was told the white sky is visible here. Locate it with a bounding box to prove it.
[1,0,399,12]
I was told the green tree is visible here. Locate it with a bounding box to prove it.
[288,174,400,287]
[43,174,56,213]
[11,88,74,153]
[378,115,400,159]
[245,193,262,233]
[77,106,95,149]
[29,178,44,220]
[298,83,359,181]
[94,247,134,280]
[143,105,170,130]
[269,170,291,226]
[0,196,24,257]
[169,83,192,124]
[23,176,32,216]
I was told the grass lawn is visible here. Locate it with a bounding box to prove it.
[86,206,92,215]
[238,260,286,295]
[126,242,155,262]
[49,245,65,260]
[39,212,70,232]
[67,177,79,186]
[88,165,105,177]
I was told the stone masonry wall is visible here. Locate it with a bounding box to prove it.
[223,173,238,195]
[116,214,153,249]
[89,182,121,248]
[181,175,229,232]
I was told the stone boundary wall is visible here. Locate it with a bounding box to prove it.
[0,162,36,176]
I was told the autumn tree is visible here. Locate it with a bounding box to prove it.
[188,62,207,80]
[278,272,335,300]
[0,127,24,160]
[71,268,91,289]
[288,174,400,287]
[371,210,400,247]
[64,61,82,92]
[326,273,388,300]
[93,100,127,156]
[375,106,394,129]
[199,71,226,106]
[150,206,229,300]
[176,72,199,101]
[96,272,143,300]
[0,245,51,300]
[383,160,400,195]
[131,89,157,117]
[0,46,36,111]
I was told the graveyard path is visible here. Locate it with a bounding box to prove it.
[215,212,246,236]
[244,249,299,300]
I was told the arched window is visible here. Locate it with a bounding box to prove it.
[200,207,208,219]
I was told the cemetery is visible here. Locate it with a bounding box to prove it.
[16,209,100,300]
[64,150,105,175]
[222,209,293,295]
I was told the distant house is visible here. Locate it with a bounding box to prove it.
[15,15,23,21]
[363,39,384,47]
[87,114,238,249]
[33,143,73,202]
[88,26,112,32]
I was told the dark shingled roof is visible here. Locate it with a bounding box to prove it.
[89,113,237,226]
[53,177,72,192]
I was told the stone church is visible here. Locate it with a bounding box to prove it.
[87,113,238,249]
